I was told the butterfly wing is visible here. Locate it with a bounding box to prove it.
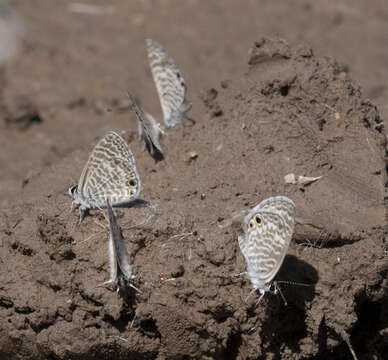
[0,1,24,65]
[128,92,164,162]
[107,200,133,282]
[107,233,118,283]
[78,131,141,208]
[241,196,295,290]
[145,38,191,127]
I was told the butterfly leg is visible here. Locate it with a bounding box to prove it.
[155,122,166,135]
[245,288,257,303]
[272,282,288,306]
[101,279,115,286]
[78,207,88,223]
[233,271,247,277]
[256,291,266,306]
[96,279,117,291]
[128,282,141,293]
[117,277,141,293]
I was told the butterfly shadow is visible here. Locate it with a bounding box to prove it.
[114,199,150,209]
[117,279,139,306]
[275,254,318,302]
[259,255,319,355]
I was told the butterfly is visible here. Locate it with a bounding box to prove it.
[127,92,164,162]
[145,38,191,127]
[0,1,24,65]
[238,196,296,302]
[68,131,141,221]
[103,199,139,292]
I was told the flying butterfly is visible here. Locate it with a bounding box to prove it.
[127,92,164,162]
[68,131,141,220]
[238,196,296,302]
[145,38,191,127]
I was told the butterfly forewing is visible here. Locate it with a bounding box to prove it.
[145,38,190,127]
[77,131,141,208]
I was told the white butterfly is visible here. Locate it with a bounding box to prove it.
[237,196,296,302]
[68,131,141,220]
[145,38,191,127]
[104,199,139,292]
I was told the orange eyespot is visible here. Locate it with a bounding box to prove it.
[127,179,137,188]
[254,215,262,226]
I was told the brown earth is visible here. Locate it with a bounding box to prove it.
[0,1,387,359]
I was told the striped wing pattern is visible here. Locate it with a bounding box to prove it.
[146,38,191,127]
[238,196,295,292]
[77,131,141,208]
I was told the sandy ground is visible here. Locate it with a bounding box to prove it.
[0,1,387,359]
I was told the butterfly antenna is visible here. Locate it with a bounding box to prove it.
[218,208,250,228]
[276,280,313,288]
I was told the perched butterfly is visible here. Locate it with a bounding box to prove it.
[238,196,296,302]
[68,131,141,220]
[145,38,191,127]
[127,92,164,162]
[104,199,138,292]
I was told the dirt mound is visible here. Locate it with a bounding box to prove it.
[0,38,387,359]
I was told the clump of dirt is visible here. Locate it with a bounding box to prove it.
[0,38,386,359]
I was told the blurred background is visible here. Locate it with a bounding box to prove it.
[0,0,387,205]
